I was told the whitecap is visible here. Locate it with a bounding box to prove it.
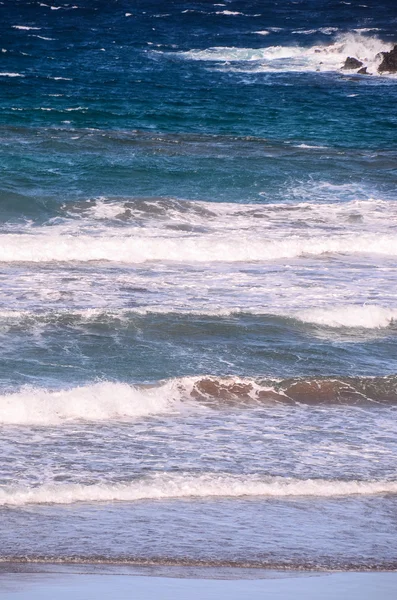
[0,380,183,425]
[175,33,394,75]
[296,305,397,329]
[216,10,243,15]
[12,25,41,30]
[32,35,55,41]
[1,474,396,505]
[0,230,396,263]
[0,72,25,77]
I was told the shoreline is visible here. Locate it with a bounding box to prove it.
[1,558,397,573]
[1,566,397,600]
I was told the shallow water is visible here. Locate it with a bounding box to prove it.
[0,0,396,570]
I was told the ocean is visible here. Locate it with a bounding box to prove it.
[0,0,397,572]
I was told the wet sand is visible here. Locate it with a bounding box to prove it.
[0,566,396,600]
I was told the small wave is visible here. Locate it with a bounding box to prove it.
[215,11,243,16]
[1,474,396,506]
[354,28,382,33]
[297,306,397,328]
[0,376,396,426]
[63,196,397,223]
[292,27,339,35]
[0,381,182,425]
[1,305,395,330]
[12,25,41,30]
[181,9,207,14]
[32,35,55,41]
[188,376,397,407]
[32,106,87,112]
[5,192,396,229]
[0,72,25,77]
[39,3,73,7]
[293,143,328,149]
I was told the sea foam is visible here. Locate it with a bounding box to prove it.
[0,232,396,263]
[0,73,25,77]
[0,381,183,425]
[297,305,397,328]
[0,474,396,506]
[0,304,395,329]
[175,33,393,75]
[1,376,396,426]
[12,25,41,30]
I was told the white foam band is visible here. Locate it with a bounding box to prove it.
[0,375,395,425]
[0,232,396,263]
[296,306,397,328]
[0,305,395,329]
[1,474,396,506]
[175,33,394,75]
[0,381,183,425]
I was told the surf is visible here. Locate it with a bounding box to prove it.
[1,474,396,506]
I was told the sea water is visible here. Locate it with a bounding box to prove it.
[0,0,397,571]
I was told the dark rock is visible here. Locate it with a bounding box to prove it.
[342,57,363,69]
[378,44,397,73]
[357,67,368,74]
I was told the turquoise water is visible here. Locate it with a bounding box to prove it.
[0,0,396,570]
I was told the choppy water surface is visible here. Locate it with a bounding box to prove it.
[0,0,396,571]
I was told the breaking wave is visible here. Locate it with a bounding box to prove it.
[1,474,396,506]
[0,72,25,77]
[0,381,181,425]
[64,196,397,223]
[0,304,396,330]
[12,25,41,30]
[175,33,394,75]
[1,375,396,425]
[296,305,397,328]
[0,232,396,263]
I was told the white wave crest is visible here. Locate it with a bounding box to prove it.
[32,35,55,41]
[0,305,395,330]
[0,72,25,77]
[0,232,396,263]
[175,33,393,74]
[216,10,243,16]
[1,474,396,506]
[297,306,397,328]
[0,381,185,425]
[12,25,41,30]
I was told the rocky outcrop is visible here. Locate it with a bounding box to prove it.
[342,56,363,69]
[357,67,368,75]
[378,45,397,73]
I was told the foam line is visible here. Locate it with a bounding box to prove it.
[1,474,396,505]
[0,381,182,425]
[0,233,396,263]
[0,304,396,328]
[1,376,396,425]
[296,305,397,328]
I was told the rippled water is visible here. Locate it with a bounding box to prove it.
[0,0,396,571]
